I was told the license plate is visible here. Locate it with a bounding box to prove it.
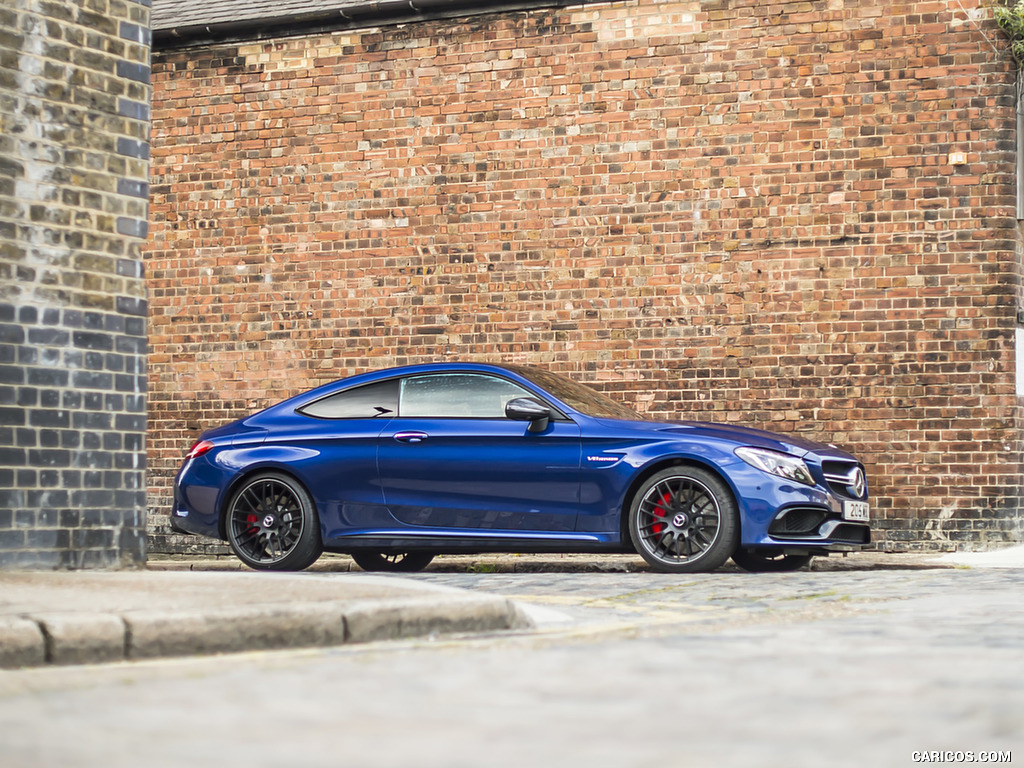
[843,501,870,522]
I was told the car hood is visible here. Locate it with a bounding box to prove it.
[592,417,855,460]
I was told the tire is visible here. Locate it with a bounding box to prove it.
[351,551,435,573]
[628,466,738,573]
[732,549,813,572]
[225,472,323,571]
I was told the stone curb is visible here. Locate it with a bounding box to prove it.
[0,618,46,669]
[0,594,529,670]
[34,613,127,666]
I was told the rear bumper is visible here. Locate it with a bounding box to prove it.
[171,459,226,540]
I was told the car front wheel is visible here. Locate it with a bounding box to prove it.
[225,472,323,571]
[628,466,738,573]
[351,552,435,572]
[732,550,813,572]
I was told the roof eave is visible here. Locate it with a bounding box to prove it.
[152,0,594,48]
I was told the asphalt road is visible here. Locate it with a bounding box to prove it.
[1,565,1020,768]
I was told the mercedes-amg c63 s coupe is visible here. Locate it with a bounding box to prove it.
[172,363,870,573]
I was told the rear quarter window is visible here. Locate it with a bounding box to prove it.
[298,379,399,419]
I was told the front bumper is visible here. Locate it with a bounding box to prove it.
[758,506,871,556]
[767,505,871,546]
[732,455,871,553]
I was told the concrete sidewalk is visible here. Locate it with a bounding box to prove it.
[2,545,1021,670]
[0,569,529,669]
[931,544,1024,568]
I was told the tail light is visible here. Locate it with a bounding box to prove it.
[185,440,214,460]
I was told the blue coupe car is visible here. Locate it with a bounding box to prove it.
[172,363,870,573]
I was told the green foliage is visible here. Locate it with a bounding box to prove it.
[996,1,1024,64]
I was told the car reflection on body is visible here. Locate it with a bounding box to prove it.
[172,363,870,573]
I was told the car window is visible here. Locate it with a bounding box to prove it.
[298,378,399,419]
[400,374,533,418]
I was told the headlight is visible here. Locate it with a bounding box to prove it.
[735,447,815,486]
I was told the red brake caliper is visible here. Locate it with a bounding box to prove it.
[246,497,259,535]
[652,492,672,535]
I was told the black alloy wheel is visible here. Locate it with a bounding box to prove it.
[628,466,738,573]
[732,549,813,572]
[225,472,323,571]
[351,551,435,573]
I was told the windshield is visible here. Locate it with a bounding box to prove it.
[504,365,641,421]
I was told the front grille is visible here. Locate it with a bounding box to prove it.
[768,507,828,535]
[822,460,867,500]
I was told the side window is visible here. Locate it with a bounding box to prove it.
[299,379,399,419]
[400,374,533,418]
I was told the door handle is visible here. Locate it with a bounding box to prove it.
[393,431,428,444]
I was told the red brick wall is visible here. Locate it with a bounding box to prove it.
[146,0,1024,554]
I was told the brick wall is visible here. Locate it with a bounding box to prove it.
[147,0,1024,555]
[0,0,151,567]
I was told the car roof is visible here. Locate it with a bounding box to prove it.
[351,361,547,383]
[265,362,549,413]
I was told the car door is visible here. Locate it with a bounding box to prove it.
[377,372,582,532]
[289,378,399,538]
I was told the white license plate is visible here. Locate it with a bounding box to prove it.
[843,501,870,522]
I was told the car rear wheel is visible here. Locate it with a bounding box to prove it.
[628,466,738,573]
[225,472,323,571]
[351,552,435,572]
[732,550,813,572]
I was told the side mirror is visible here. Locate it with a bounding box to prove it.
[504,397,551,433]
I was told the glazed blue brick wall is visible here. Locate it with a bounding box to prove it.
[0,0,152,568]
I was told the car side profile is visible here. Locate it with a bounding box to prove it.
[172,363,870,573]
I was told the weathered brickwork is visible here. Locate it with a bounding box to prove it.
[0,0,151,567]
[148,0,1024,554]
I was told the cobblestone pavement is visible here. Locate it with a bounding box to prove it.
[0,565,1020,768]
